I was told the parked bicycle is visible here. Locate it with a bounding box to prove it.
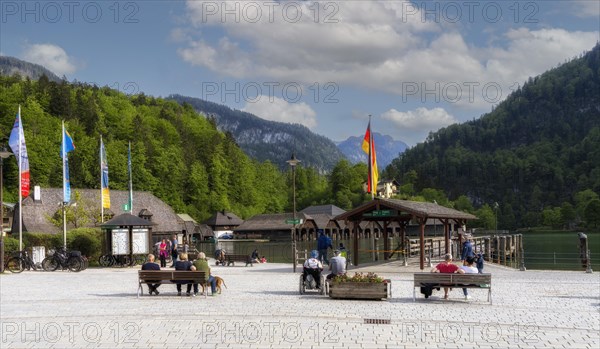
[42,247,83,272]
[98,254,146,267]
[5,250,40,273]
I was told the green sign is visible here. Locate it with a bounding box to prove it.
[364,210,395,217]
[286,219,301,224]
[122,203,130,211]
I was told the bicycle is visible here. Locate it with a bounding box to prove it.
[42,247,83,272]
[5,250,40,273]
[98,254,133,267]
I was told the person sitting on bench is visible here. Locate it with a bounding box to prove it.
[327,250,347,280]
[431,253,464,299]
[303,250,324,289]
[141,254,161,295]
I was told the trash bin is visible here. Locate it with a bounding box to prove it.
[32,246,45,265]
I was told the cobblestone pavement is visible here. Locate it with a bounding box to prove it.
[1,261,599,348]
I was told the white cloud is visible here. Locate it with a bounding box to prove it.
[573,0,600,17]
[382,107,457,131]
[381,107,457,143]
[22,43,78,76]
[242,96,317,129]
[177,1,598,110]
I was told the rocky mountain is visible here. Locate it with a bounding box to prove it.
[337,133,408,169]
[169,94,346,172]
[0,56,62,82]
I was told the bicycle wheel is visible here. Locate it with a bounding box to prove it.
[133,255,146,266]
[6,257,23,273]
[42,257,59,271]
[67,257,82,272]
[98,254,111,267]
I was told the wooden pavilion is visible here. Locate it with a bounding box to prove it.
[335,198,477,270]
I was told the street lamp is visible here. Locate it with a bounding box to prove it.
[286,153,300,273]
[0,146,13,273]
[494,202,499,232]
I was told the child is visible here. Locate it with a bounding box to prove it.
[476,253,484,273]
[260,256,267,263]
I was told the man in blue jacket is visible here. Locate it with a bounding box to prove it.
[317,232,332,265]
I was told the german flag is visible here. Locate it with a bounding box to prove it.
[362,119,378,196]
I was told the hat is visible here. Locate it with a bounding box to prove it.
[333,250,341,255]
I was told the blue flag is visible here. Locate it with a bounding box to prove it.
[62,122,75,203]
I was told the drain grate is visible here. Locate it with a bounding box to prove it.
[364,318,391,325]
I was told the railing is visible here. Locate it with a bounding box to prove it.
[523,251,593,271]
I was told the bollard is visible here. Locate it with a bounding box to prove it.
[586,249,593,274]
[519,247,526,271]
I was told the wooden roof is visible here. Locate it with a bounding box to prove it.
[101,213,155,227]
[234,212,315,232]
[335,198,477,222]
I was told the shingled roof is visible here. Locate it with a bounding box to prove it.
[301,204,346,216]
[204,211,244,227]
[14,188,182,234]
[234,212,314,232]
[335,198,477,221]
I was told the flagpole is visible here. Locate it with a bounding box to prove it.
[369,115,374,200]
[100,136,104,223]
[18,106,22,251]
[62,121,67,249]
[128,141,133,214]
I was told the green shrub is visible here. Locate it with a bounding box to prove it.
[2,237,20,256]
[67,228,102,259]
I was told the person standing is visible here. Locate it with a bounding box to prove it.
[317,232,332,265]
[141,254,161,295]
[158,239,168,268]
[476,252,485,273]
[461,235,474,265]
[170,235,179,267]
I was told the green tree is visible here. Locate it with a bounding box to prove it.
[584,199,600,228]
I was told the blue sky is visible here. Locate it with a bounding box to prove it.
[1,1,598,145]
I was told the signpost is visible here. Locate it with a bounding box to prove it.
[363,210,396,218]
[285,219,302,225]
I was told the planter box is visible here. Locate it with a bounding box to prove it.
[328,281,390,300]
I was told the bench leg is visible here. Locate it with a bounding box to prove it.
[137,284,142,298]
[488,289,492,305]
[413,287,416,302]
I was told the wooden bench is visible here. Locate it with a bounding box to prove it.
[413,273,492,304]
[224,254,253,267]
[138,271,208,298]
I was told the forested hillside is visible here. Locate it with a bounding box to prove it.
[0,75,292,221]
[168,94,346,172]
[385,44,600,229]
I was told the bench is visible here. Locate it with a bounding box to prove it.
[413,273,492,304]
[138,271,208,298]
[224,254,254,267]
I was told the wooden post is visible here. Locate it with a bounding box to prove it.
[419,218,425,270]
[383,221,389,260]
[352,220,359,267]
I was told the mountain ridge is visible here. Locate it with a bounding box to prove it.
[336,132,407,169]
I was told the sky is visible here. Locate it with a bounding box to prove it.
[1,0,599,146]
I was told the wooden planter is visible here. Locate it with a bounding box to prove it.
[328,281,390,300]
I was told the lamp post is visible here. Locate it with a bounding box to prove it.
[286,153,300,273]
[0,146,13,273]
[494,202,499,232]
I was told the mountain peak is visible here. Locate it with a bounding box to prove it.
[337,132,407,169]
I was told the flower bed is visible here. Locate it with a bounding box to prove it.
[328,273,391,300]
